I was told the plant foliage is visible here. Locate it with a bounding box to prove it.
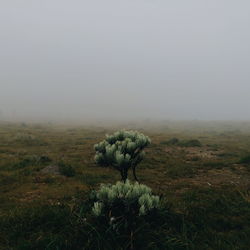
[94,130,151,181]
[91,180,160,217]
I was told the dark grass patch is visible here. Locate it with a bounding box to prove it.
[217,152,238,158]
[0,204,74,249]
[179,139,202,147]
[161,138,202,147]
[0,201,187,250]
[0,173,19,186]
[77,173,111,186]
[181,187,250,249]
[188,156,200,161]
[58,162,76,177]
[3,188,248,250]
[1,155,52,171]
[202,161,229,169]
[239,155,250,164]
[160,137,179,145]
[166,165,195,178]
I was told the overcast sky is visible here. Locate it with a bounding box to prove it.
[0,0,250,121]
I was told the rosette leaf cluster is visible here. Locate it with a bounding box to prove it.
[94,130,151,181]
[92,180,160,217]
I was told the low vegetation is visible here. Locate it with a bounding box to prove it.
[161,138,202,147]
[0,122,250,249]
[58,162,76,177]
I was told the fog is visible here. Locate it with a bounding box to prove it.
[0,0,250,122]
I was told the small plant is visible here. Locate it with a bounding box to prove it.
[91,180,160,217]
[88,180,162,249]
[94,130,151,181]
[58,162,76,177]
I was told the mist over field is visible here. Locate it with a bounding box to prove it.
[1,0,250,122]
[2,2,250,249]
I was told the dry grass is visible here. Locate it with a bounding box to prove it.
[1,121,250,249]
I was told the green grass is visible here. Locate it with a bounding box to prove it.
[181,187,250,249]
[0,204,73,249]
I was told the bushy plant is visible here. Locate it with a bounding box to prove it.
[83,181,185,249]
[91,180,160,218]
[94,130,151,181]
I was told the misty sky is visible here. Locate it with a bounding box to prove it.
[0,0,250,121]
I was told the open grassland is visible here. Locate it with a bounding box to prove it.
[0,121,250,249]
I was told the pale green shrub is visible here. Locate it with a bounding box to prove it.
[94,130,151,181]
[92,180,160,217]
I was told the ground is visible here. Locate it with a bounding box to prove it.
[0,121,250,249]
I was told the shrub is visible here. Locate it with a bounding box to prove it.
[91,180,160,218]
[84,180,176,249]
[94,130,151,181]
[58,162,76,177]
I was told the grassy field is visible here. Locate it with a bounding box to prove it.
[0,121,250,249]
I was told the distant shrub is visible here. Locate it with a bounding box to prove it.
[165,138,180,145]
[180,139,202,147]
[161,138,202,147]
[58,162,76,177]
[39,155,52,164]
